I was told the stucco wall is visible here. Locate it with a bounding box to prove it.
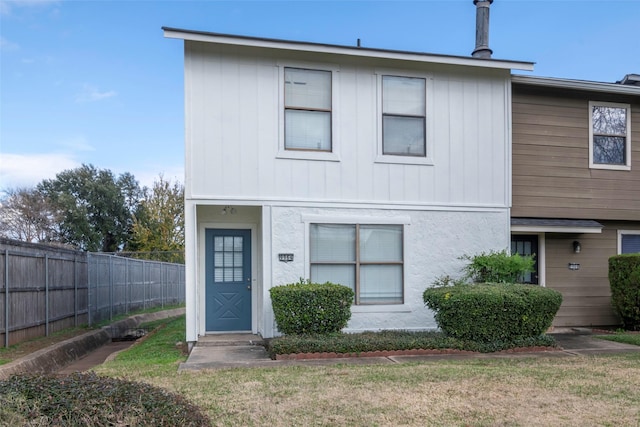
[265,205,509,336]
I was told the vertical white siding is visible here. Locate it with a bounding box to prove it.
[185,42,511,208]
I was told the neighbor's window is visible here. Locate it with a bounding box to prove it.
[589,101,631,170]
[619,231,640,254]
[382,75,426,157]
[284,68,332,151]
[310,224,403,305]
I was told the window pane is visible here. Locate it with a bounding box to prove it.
[383,116,425,156]
[310,224,355,262]
[234,268,243,281]
[285,68,331,110]
[234,237,243,251]
[593,136,626,165]
[622,234,640,254]
[224,268,233,282]
[214,268,223,282]
[383,76,425,115]
[360,265,402,304]
[224,236,233,251]
[311,264,355,293]
[234,252,243,267]
[593,106,627,135]
[214,253,223,268]
[214,237,223,251]
[285,110,331,150]
[224,252,233,267]
[360,225,403,262]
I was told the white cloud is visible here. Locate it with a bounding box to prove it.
[75,84,117,103]
[122,164,185,190]
[0,36,19,51]
[0,152,80,189]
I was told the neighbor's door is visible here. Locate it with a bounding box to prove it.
[511,234,539,285]
[205,229,252,331]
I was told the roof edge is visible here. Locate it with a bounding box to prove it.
[512,74,640,95]
[163,27,535,71]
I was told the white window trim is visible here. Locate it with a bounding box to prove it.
[588,101,631,171]
[617,229,640,254]
[375,70,435,165]
[303,216,410,308]
[276,61,341,162]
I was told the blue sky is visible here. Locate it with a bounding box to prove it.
[1,0,639,191]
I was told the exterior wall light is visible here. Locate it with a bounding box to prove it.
[221,206,236,215]
[573,240,581,254]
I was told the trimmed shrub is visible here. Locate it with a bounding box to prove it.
[609,254,640,330]
[0,372,210,426]
[461,250,535,283]
[423,283,562,342]
[270,280,354,335]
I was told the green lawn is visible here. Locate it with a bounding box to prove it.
[93,316,640,426]
[595,332,640,347]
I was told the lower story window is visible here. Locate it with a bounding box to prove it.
[620,232,640,254]
[310,223,403,304]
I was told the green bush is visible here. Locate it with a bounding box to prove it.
[609,254,640,331]
[461,250,535,283]
[270,279,354,335]
[423,283,562,342]
[0,372,210,426]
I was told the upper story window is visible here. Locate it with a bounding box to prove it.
[284,68,332,152]
[589,101,631,170]
[309,223,404,305]
[382,75,426,157]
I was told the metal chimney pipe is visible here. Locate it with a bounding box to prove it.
[472,0,493,59]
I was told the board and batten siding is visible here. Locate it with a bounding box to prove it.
[184,42,512,208]
[512,85,640,221]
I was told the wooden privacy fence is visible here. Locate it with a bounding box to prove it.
[0,239,185,348]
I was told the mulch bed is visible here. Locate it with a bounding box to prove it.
[274,346,559,360]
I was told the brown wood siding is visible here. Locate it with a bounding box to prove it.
[512,85,640,221]
[545,221,640,327]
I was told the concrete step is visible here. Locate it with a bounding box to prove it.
[197,334,264,347]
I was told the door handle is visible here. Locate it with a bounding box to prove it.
[247,285,251,290]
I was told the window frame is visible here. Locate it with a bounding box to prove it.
[589,101,631,171]
[304,216,408,306]
[617,230,640,254]
[375,70,434,165]
[277,62,340,162]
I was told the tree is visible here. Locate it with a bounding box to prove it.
[129,175,184,263]
[38,164,141,252]
[0,187,59,243]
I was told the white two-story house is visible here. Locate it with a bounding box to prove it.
[164,26,533,346]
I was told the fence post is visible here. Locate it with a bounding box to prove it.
[125,257,130,315]
[143,260,147,310]
[74,257,78,327]
[45,254,49,337]
[161,263,165,308]
[4,249,9,348]
[109,255,113,321]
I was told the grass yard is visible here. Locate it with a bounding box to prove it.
[94,316,640,427]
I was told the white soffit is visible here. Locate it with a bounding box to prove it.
[163,27,535,71]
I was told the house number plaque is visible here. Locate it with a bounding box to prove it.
[279,253,294,262]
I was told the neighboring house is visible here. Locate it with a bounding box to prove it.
[163,27,533,344]
[511,74,640,327]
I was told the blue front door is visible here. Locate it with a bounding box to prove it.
[205,229,252,331]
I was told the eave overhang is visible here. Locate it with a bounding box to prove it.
[163,27,535,71]
[512,75,640,96]
[511,218,603,234]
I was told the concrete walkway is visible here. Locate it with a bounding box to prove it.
[178,330,640,371]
